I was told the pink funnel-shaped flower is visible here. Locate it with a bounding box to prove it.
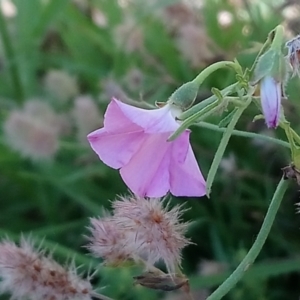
[87,98,206,197]
[260,76,281,128]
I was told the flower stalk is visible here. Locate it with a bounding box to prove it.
[206,177,289,300]
[206,95,252,196]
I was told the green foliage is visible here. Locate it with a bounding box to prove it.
[0,0,300,299]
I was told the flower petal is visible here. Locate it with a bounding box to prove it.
[120,133,171,197]
[169,131,206,197]
[113,99,179,133]
[260,77,281,128]
[88,128,146,169]
[104,98,142,133]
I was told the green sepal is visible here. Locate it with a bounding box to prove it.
[168,80,199,110]
[251,49,276,84]
[270,52,287,80]
[211,87,223,101]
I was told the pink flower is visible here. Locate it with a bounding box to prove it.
[87,98,206,197]
[260,76,281,128]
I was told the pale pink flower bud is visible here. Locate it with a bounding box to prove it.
[112,196,190,273]
[87,217,132,265]
[4,101,60,160]
[87,98,206,197]
[0,238,97,300]
[260,76,281,128]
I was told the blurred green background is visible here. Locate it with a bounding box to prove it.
[1,0,300,299]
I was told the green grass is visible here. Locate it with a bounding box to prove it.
[0,0,300,299]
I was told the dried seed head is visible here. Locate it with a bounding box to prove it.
[87,217,132,265]
[4,100,60,160]
[112,196,190,273]
[44,69,79,102]
[0,237,95,300]
[73,95,103,144]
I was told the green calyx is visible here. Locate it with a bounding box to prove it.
[251,25,286,84]
[168,80,199,111]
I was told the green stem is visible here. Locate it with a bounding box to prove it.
[197,122,290,149]
[0,8,24,103]
[193,61,238,86]
[206,96,252,196]
[206,177,289,300]
[290,128,300,145]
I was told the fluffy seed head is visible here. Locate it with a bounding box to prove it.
[4,100,60,160]
[72,95,103,144]
[44,69,79,102]
[112,196,190,273]
[87,217,132,265]
[0,237,95,300]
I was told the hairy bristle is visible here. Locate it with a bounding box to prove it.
[0,237,95,300]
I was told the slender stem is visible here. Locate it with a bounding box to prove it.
[207,177,289,300]
[91,292,115,300]
[135,256,165,275]
[0,7,24,102]
[193,61,238,86]
[290,128,300,145]
[197,122,290,149]
[206,96,252,196]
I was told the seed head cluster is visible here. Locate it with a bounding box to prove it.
[0,238,95,300]
[87,196,190,273]
[4,100,61,160]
